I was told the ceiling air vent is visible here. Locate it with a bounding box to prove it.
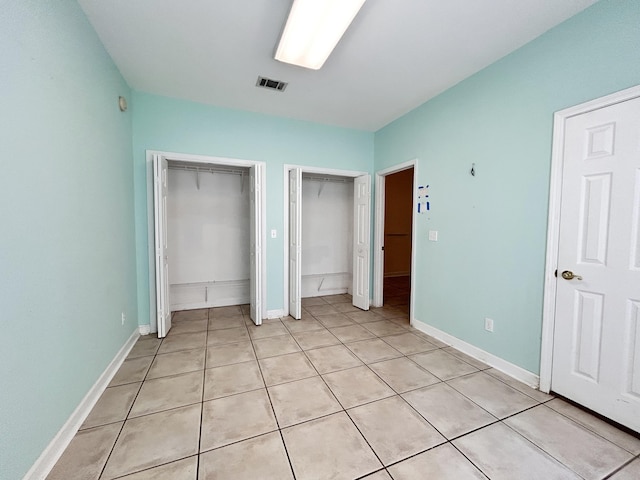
[256,76,288,92]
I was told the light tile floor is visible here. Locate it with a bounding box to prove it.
[48,278,640,479]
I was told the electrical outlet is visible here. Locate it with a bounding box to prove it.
[484,317,494,332]
[121,312,126,325]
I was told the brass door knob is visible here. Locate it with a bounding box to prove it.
[561,270,583,281]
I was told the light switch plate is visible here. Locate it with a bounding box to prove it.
[270,229,277,238]
[485,317,494,332]
[428,230,438,241]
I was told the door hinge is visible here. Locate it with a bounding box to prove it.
[381,246,384,251]
[554,269,558,278]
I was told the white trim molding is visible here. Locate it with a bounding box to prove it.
[146,150,268,332]
[24,329,140,480]
[267,309,286,319]
[413,319,540,388]
[540,84,640,393]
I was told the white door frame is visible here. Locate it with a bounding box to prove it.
[372,159,417,324]
[282,164,370,318]
[146,150,267,333]
[540,84,640,393]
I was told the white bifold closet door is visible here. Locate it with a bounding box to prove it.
[153,154,171,337]
[352,175,371,310]
[249,164,263,326]
[289,168,302,319]
[288,171,371,319]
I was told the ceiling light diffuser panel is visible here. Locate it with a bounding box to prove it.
[275,0,367,70]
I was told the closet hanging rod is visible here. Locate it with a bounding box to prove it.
[304,176,350,183]
[168,165,245,176]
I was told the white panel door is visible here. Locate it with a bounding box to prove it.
[289,168,302,319]
[153,154,171,337]
[249,164,263,326]
[552,96,640,432]
[352,174,371,310]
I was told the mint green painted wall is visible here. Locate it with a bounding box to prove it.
[0,2,137,478]
[132,92,374,324]
[375,0,640,374]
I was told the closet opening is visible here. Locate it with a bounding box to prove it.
[301,173,354,298]
[373,161,416,323]
[149,152,265,337]
[286,166,371,320]
[167,161,251,311]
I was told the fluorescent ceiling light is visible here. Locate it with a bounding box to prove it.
[275,0,367,70]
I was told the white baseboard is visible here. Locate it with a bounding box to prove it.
[412,318,540,389]
[138,324,151,336]
[24,329,140,480]
[267,309,286,319]
[171,297,250,312]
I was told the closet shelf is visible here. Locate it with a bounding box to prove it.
[168,164,246,191]
[303,175,349,197]
[170,279,249,287]
[170,279,250,310]
[301,272,352,292]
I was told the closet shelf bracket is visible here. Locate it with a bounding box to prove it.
[318,182,325,197]
[241,172,245,194]
[195,169,200,190]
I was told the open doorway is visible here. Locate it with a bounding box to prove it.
[373,160,416,322]
[382,168,413,313]
[149,151,266,336]
[285,166,371,319]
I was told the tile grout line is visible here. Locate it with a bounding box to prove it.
[193,310,212,480]
[443,373,636,477]
[540,400,640,455]
[356,339,467,466]
[289,306,446,476]
[97,335,163,479]
[91,290,637,480]
[248,314,298,480]
[290,305,389,478]
[497,401,640,477]
[447,441,492,479]
[347,315,534,478]
[601,456,640,480]
[497,417,590,478]
[328,293,457,476]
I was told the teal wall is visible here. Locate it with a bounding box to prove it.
[375,0,640,374]
[0,1,138,478]
[132,92,374,325]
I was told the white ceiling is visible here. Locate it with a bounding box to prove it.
[78,0,598,131]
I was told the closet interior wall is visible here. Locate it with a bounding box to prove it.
[383,168,413,277]
[167,162,250,311]
[301,174,354,298]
